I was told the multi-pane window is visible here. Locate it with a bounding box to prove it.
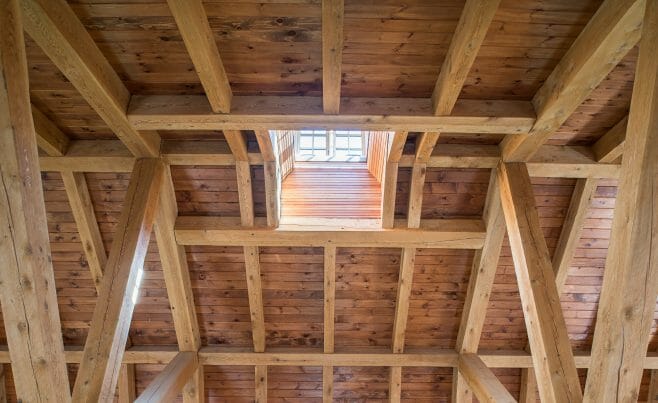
[297,130,329,156]
[295,130,366,160]
[334,130,364,157]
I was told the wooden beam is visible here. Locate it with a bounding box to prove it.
[382,132,408,229]
[455,171,505,354]
[406,163,426,228]
[32,104,70,156]
[388,132,408,163]
[392,248,416,353]
[414,133,440,163]
[33,104,108,294]
[323,246,336,403]
[224,130,249,162]
[452,170,505,402]
[324,246,336,354]
[175,216,486,249]
[458,354,516,403]
[519,368,537,403]
[118,364,136,403]
[0,1,70,400]
[381,162,400,229]
[0,364,7,403]
[501,0,644,161]
[389,366,402,403]
[593,115,627,163]
[452,368,472,403]
[155,167,201,352]
[262,161,280,228]
[236,162,254,227]
[255,130,276,162]
[20,0,160,157]
[255,365,267,403]
[389,248,415,403]
[72,159,164,402]
[431,0,502,116]
[166,0,232,113]
[0,365,6,403]
[255,131,280,227]
[518,177,596,401]
[649,370,658,403]
[322,0,344,114]
[128,95,535,133]
[154,167,203,403]
[0,369,4,403]
[498,162,582,402]
[585,1,658,400]
[61,171,107,292]
[323,366,333,403]
[4,345,658,369]
[552,178,597,291]
[135,352,198,403]
[38,139,621,179]
[245,246,266,353]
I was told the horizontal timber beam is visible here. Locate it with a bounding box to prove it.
[174,216,486,249]
[3,347,658,369]
[38,140,620,179]
[128,95,535,133]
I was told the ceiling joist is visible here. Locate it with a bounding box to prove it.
[166,0,232,113]
[321,0,344,114]
[175,216,486,249]
[4,346,658,369]
[128,95,534,133]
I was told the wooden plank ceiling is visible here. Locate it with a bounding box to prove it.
[1,0,657,401]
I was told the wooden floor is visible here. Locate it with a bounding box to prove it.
[281,162,381,218]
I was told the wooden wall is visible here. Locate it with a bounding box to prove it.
[366,132,391,183]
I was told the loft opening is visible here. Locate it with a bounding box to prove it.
[273,130,392,219]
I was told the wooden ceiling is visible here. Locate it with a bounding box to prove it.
[1,0,657,402]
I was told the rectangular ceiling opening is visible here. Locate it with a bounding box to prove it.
[274,131,392,219]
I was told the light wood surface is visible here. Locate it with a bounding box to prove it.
[0,1,70,400]
[21,0,161,157]
[322,0,344,114]
[498,162,582,403]
[72,159,164,402]
[501,0,644,161]
[166,0,232,113]
[135,352,198,403]
[458,353,516,403]
[585,1,658,400]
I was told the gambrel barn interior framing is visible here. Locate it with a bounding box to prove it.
[0,0,657,401]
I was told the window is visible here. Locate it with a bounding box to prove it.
[297,130,329,156]
[295,130,366,161]
[334,130,364,157]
